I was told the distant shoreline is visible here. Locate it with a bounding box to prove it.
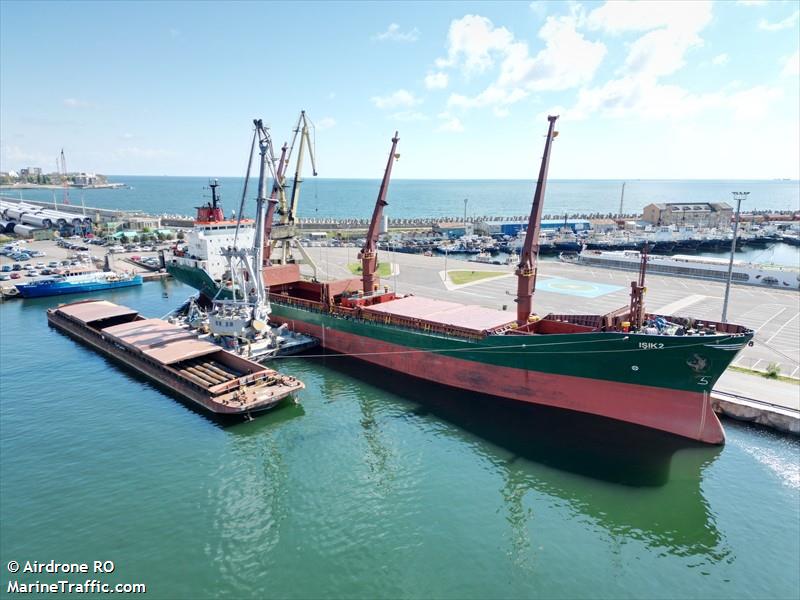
[0,183,127,190]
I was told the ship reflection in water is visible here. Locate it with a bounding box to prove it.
[309,354,727,559]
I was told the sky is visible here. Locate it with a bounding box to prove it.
[1,0,798,180]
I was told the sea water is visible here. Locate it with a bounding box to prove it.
[10,177,800,220]
[1,281,798,599]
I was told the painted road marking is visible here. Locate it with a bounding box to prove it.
[758,307,788,331]
[535,278,624,298]
[766,311,800,344]
[655,294,715,315]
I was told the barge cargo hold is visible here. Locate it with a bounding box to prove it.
[47,300,304,415]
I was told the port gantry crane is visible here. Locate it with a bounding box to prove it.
[264,110,320,280]
[359,131,400,294]
[515,115,559,325]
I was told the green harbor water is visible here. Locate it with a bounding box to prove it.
[1,281,798,599]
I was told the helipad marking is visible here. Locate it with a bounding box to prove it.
[535,277,623,298]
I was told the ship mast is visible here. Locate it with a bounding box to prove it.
[629,243,649,330]
[515,115,559,325]
[359,131,400,294]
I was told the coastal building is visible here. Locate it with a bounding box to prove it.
[19,167,42,178]
[435,221,475,237]
[125,216,161,231]
[72,172,97,186]
[480,219,591,236]
[642,202,733,228]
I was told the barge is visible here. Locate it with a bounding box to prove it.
[47,299,304,415]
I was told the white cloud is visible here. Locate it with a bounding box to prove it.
[371,89,421,109]
[552,1,766,124]
[436,13,605,112]
[711,53,729,66]
[373,23,420,42]
[586,1,713,78]
[1,145,51,166]
[424,72,448,90]
[562,76,782,122]
[758,10,800,31]
[391,111,428,122]
[435,15,515,73]
[448,87,527,109]
[436,112,464,133]
[316,117,336,130]
[498,14,606,91]
[63,98,93,108]
[781,50,799,77]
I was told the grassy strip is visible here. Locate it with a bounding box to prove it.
[348,262,392,277]
[448,270,505,285]
[729,365,799,385]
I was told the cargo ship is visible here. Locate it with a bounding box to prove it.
[47,299,304,415]
[561,249,800,290]
[15,271,142,298]
[166,179,256,299]
[262,118,754,444]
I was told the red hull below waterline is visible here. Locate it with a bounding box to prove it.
[273,317,725,445]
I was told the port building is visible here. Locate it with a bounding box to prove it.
[642,202,733,228]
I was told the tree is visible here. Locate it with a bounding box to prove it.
[176,231,185,240]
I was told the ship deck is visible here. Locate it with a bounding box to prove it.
[361,295,515,334]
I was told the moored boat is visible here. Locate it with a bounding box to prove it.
[265,117,755,444]
[15,271,142,298]
[562,249,800,290]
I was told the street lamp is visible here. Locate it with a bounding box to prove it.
[463,198,468,229]
[721,191,749,323]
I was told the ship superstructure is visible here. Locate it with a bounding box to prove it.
[167,179,256,298]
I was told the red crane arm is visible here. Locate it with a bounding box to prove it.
[516,115,559,325]
[359,131,400,294]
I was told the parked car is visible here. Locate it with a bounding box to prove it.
[10,272,21,279]
[12,264,22,271]
[40,268,52,275]
[48,261,59,268]
[0,274,10,281]
[60,260,71,266]
[30,250,46,257]
[27,270,39,277]
[108,245,125,253]
[35,262,46,268]
[1,265,11,272]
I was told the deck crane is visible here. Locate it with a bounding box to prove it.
[359,131,400,295]
[628,243,649,330]
[267,110,320,278]
[515,115,558,325]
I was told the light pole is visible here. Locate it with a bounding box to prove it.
[721,191,748,323]
[463,198,468,230]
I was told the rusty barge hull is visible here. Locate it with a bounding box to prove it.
[48,300,303,415]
